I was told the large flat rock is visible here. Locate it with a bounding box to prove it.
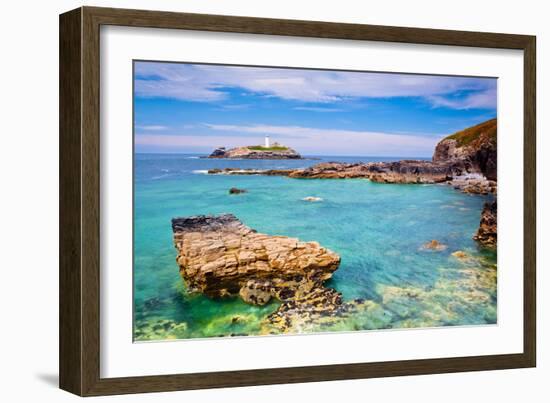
[172,214,340,303]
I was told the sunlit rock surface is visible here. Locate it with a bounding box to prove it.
[473,201,497,247]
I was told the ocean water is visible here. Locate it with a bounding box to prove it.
[133,153,497,341]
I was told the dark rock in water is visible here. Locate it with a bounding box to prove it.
[474,201,497,247]
[171,214,242,233]
[143,297,163,311]
[229,187,247,194]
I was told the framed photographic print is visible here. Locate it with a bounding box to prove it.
[59,6,536,396]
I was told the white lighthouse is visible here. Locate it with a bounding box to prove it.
[264,135,270,148]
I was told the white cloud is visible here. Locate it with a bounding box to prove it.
[427,88,497,110]
[136,123,443,157]
[135,125,168,131]
[134,62,496,109]
[217,104,251,111]
[293,107,344,112]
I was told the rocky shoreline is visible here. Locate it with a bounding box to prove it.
[208,160,497,195]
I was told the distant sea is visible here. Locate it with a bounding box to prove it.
[133,153,497,341]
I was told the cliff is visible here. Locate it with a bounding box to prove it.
[208,144,302,159]
[433,118,497,181]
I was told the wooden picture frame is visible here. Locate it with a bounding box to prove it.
[59,6,536,396]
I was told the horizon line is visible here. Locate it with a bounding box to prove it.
[134,151,433,158]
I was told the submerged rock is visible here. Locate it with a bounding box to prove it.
[263,294,393,334]
[421,239,447,251]
[379,260,497,328]
[134,319,188,341]
[473,201,497,247]
[451,250,469,260]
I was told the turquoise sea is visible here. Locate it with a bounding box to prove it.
[133,153,497,341]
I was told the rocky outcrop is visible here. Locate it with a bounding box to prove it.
[171,214,364,333]
[207,144,302,159]
[473,201,497,247]
[288,161,459,183]
[209,160,497,194]
[208,168,295,176]
[210,161,460,184]
[171,214,340,303]
[208,147,228,158]
[433,118,497,181]
[449,174,497,195]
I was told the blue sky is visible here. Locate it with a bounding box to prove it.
[134,61,497,157]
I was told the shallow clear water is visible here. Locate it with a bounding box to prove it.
[133,153,496,340]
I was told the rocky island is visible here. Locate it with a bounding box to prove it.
[207,139,302,159]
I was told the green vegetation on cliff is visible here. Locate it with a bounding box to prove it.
[445,118,497,147]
